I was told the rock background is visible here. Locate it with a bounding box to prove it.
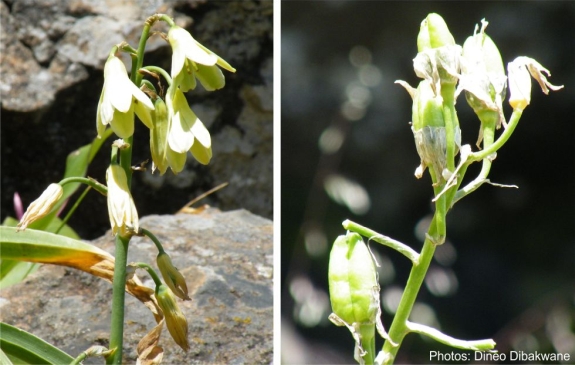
[1,0,273,239]
[0,209,273,364]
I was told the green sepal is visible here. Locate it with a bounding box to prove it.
[196,63,225,91]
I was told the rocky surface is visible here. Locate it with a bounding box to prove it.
[1,0,273,238]
[0,208,273,364]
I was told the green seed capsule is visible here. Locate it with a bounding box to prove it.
[417,13,455,52]
[412,80,444,132]
[328,232,378,326]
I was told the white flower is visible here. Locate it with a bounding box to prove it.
[106,165,139,237]
[168,25,235,92]
[97,55,154,139]
[165,85,213,168]
[17,183,63,231]
[507,57,564,111]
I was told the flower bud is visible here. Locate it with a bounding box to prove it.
[150,97,170,175]
[106,165,139,237]
[157,252,190,300]
[17,183,63,231]
[417,13,455,51]
[413,14,461,96]
[328,232,378,326]
[156,284,189,351]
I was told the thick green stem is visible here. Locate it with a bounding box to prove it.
[381,216,438,364]
[107,234,130,365]
[106,15,161,363]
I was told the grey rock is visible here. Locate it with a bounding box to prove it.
[0,209,273,364]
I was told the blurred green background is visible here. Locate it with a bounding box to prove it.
[281,1,574,363]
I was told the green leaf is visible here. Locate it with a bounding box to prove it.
[0,322,74,365]
[0,227,113,271]
[0,260,38,290]
[1,217,79,289]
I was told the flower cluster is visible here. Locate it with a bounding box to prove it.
[397,13,563,181]
[97,25,235,174]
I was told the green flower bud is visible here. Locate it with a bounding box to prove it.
[414,14,461,96]
[157,252,190,301]
[156,284,190,351]
[417,13,455,51]
[328,232,378,326]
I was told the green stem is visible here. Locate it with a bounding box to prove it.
[381,216,439,364]
[453,110,516,205]
[105,14,160,364]
[138,227,166,254]
[141,65,173,86]
[107,234,130,365]
[342,220,419,264]
[469,109,523,162]
[70,352,87,365]
[406,321,495,351]
[59,177,107,196]
[132,262,163,287]
[56,185,91,234]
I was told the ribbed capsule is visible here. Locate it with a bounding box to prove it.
[328,232,378,326]
[411,80,460,180]
[417,13,455,51]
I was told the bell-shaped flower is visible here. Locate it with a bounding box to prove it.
[106,164,139,237]
[96,55,154,139]
[456,19,507,146]
[156,284,189,351]
[168,25,236,92]
[17,183,63,231]
[165,85,213,168]
[157,252,190,300]
[507,56,564,112]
